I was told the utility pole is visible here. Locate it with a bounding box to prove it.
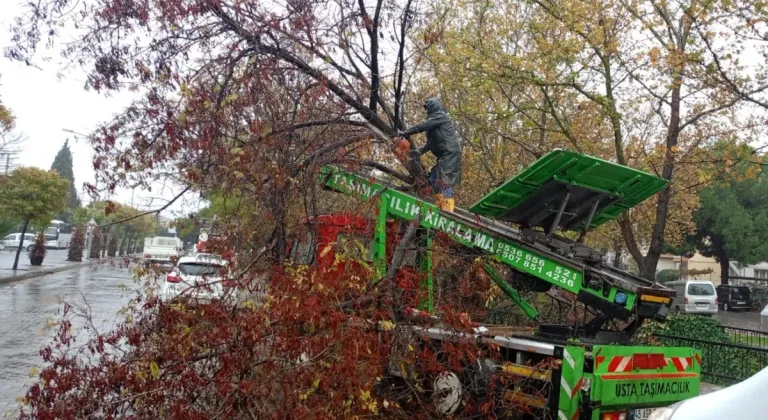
[86,179,98,259]
[1,152,9,175]
[86,218,97,259]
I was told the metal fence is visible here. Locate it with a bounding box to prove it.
[655,332,768,385]
[721,325,768,348]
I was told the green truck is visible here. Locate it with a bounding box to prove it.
[295,149,701,419]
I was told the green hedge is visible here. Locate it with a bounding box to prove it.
[635,314,764,385]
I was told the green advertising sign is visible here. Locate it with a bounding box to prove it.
[322,169,583,293]
[591,345,702,408]
[597,373,700,407]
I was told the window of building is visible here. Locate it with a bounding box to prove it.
[755,269,768,280]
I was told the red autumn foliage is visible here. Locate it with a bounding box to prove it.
[16,258,520,419]
[5,1,541,417]
[9,0,431,200]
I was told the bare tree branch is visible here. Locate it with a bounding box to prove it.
[393,0,414,130]
[98,186,191,228]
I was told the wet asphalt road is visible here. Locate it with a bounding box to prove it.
[714,309,763,330]
[0,265,137,416]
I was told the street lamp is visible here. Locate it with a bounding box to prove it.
[86,218,97,259]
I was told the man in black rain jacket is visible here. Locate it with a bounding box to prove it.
[397,96,462,212]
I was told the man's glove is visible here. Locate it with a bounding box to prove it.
[393,138,411,158]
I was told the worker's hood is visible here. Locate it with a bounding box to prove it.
[423,96,444,116]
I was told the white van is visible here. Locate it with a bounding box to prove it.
[143,236,184,264]
[667,280,718,315]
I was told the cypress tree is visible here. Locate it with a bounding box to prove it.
[50,140,81,220]
[68,224,85,262]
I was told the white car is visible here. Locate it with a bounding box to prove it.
[2,233,37,251]
[161,254,233,303]
[648,365,768,419]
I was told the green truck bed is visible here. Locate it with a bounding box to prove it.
[469,149,668,232]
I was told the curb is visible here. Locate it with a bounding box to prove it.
[700,382,723,395]
[0,262,88,286]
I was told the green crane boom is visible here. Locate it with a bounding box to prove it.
[320,150,675,331]
[316,150,703,419]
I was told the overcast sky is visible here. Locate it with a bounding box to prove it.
[0,1,200,220]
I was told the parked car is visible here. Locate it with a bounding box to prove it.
[2,233,37,252]
[667,280,718,315]
[161,254,233,303]
[716,284,752,311]
[648,365,768,419]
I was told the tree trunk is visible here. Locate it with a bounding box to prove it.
[641,190,672,280]
[618,215,645,272]
[641,124,679,281]
[639,26,691,280]
[719,255,730,285]
[101,227,109,258]
[118,231,128,256]
[612,242,623,268]
[12,219,29,270]
[269,186,289,268]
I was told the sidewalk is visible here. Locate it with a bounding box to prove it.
[0,252,143,285]
[700,382,722,394]
[0,249,86,284]
[0,260,87,284]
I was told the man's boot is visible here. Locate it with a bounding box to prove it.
[434,193,445,210]
[443,197,455,212]
[434,193,455,212]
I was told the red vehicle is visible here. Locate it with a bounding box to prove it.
[288,214,411,274]
[286,213,485,315]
